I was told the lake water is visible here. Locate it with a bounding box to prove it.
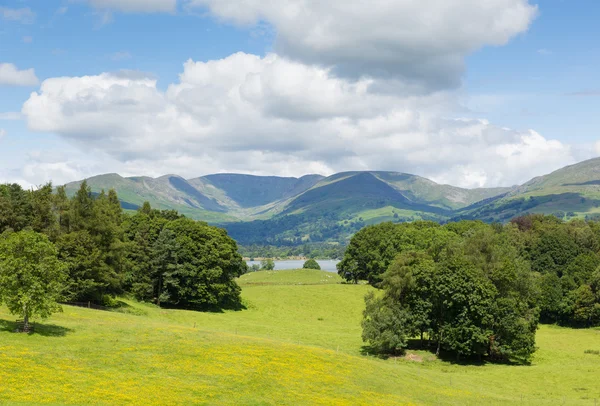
[246,259,340,273]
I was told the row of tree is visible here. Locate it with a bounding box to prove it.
[0,182,247,326]
[338,216,600,363]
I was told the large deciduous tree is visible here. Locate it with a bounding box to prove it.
[0,231,67,331]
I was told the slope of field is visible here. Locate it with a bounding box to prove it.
[1,270,599,405]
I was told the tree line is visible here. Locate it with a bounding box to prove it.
[0,182,247,327]
[338,216,600,363]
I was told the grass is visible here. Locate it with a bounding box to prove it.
[1,269,600,405]
[238,269,343,286]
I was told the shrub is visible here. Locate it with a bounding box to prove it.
[303,259,321,270]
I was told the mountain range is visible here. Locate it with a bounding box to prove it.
[64,158,600,245]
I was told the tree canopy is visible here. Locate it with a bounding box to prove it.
[0,231,67,330]
[0,181,247,312]
[303,259,321,270]
[345,215,600,362]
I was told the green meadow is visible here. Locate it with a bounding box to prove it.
[1,269,599,405]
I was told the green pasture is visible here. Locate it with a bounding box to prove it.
[1,270,599,405]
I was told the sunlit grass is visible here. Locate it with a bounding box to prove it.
[1,270,599,405]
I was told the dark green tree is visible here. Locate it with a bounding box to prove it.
[151,228,179,306]
[160,218,246,309]
[302,259,321,270]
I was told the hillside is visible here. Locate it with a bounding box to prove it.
[65,170,511,244]
[2,270,598,405]
[63,158,600,245]
[454,157,600,222]
[65,173,325,222]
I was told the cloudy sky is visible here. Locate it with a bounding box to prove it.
[1,0,599,188]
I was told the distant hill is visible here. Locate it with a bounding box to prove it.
[64,158,600,245]
[454,158,600,222]
[64,173,326,223]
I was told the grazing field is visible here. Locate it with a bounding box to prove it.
[1,269,599,405]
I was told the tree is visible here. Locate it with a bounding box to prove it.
[0,231,67,331]
[160,218,247,309]
[261,259,275,271]
[303,259,321,270]
[360,221,540,363]
[151,228,179,306]
[362,291,413,354]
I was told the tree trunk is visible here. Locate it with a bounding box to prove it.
[420,331,424,349]
[157,277,162,307]
[436,331,442,357]
[23,307,30,332]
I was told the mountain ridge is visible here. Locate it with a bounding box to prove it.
[62,158,600,244]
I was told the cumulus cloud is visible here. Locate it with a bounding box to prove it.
[22,53,576,188]
[0,63,39,86]
[0,7,35,24]
[189,0,537,91]
[87,0,176,13]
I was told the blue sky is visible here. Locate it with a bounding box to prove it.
[0,0,598,187]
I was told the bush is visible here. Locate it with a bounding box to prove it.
[261,259,275,270]
[303,259,321,270]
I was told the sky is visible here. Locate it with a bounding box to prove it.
[0,0,599,188]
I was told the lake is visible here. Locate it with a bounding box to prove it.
[246,259,340,273]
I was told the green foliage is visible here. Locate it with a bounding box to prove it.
[302,259,321,270]
[0,180,247,313]
[337,221,454,284]
[159,218,246,309]
[362,291,413,354]
[0,231,67,328]
[355,221,540,363]
[260,259,275,271]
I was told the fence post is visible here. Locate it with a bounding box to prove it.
[88,301,91,308]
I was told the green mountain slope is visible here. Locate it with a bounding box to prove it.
[224,172,511,245]
[64,174,237,223]
[64,160,600,245]
[64,173,325,223]
[198,174,325,208]
[454,158,600,222]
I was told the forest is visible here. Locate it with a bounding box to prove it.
[0,182,247,323]
[338,216,600,363]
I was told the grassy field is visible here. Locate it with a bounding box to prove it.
[1,269,599,405]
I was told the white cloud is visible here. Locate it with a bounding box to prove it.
[189,0,537,91]
[21,53,576,188]
[0,63,39,86]
[0,129,5,139]
[22,36,33,44]
[0,7,35,24]
[87,0,176,13]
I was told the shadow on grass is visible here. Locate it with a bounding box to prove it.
[0,319,73,337]
[360,339,528,366]
[159,301,248,314]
